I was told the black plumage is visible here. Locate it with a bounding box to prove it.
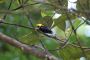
[39,26,52,34]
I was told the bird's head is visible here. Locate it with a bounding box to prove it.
[36,24,44,28]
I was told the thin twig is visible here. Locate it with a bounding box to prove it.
[11,2,39,11]
[0,21,34,29]
[3,0,13,20]
[65,12,87,58]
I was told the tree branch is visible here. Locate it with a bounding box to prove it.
[0,32,59,60]
[0,21,34,29]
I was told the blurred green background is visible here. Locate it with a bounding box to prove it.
[0,0,90,60]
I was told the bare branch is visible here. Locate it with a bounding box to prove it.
[0,32,59,60]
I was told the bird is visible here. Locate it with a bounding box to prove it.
[36,24,53,34]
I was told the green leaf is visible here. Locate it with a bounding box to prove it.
[43,38,59,50]
[59,45,82,60]
[73,18,82,29]
[19,30,41,45]
[41,10,54,17]
[54,15,66,31]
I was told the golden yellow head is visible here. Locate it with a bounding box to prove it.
[36,24,44,27]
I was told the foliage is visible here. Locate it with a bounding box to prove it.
[0,0,90,60]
